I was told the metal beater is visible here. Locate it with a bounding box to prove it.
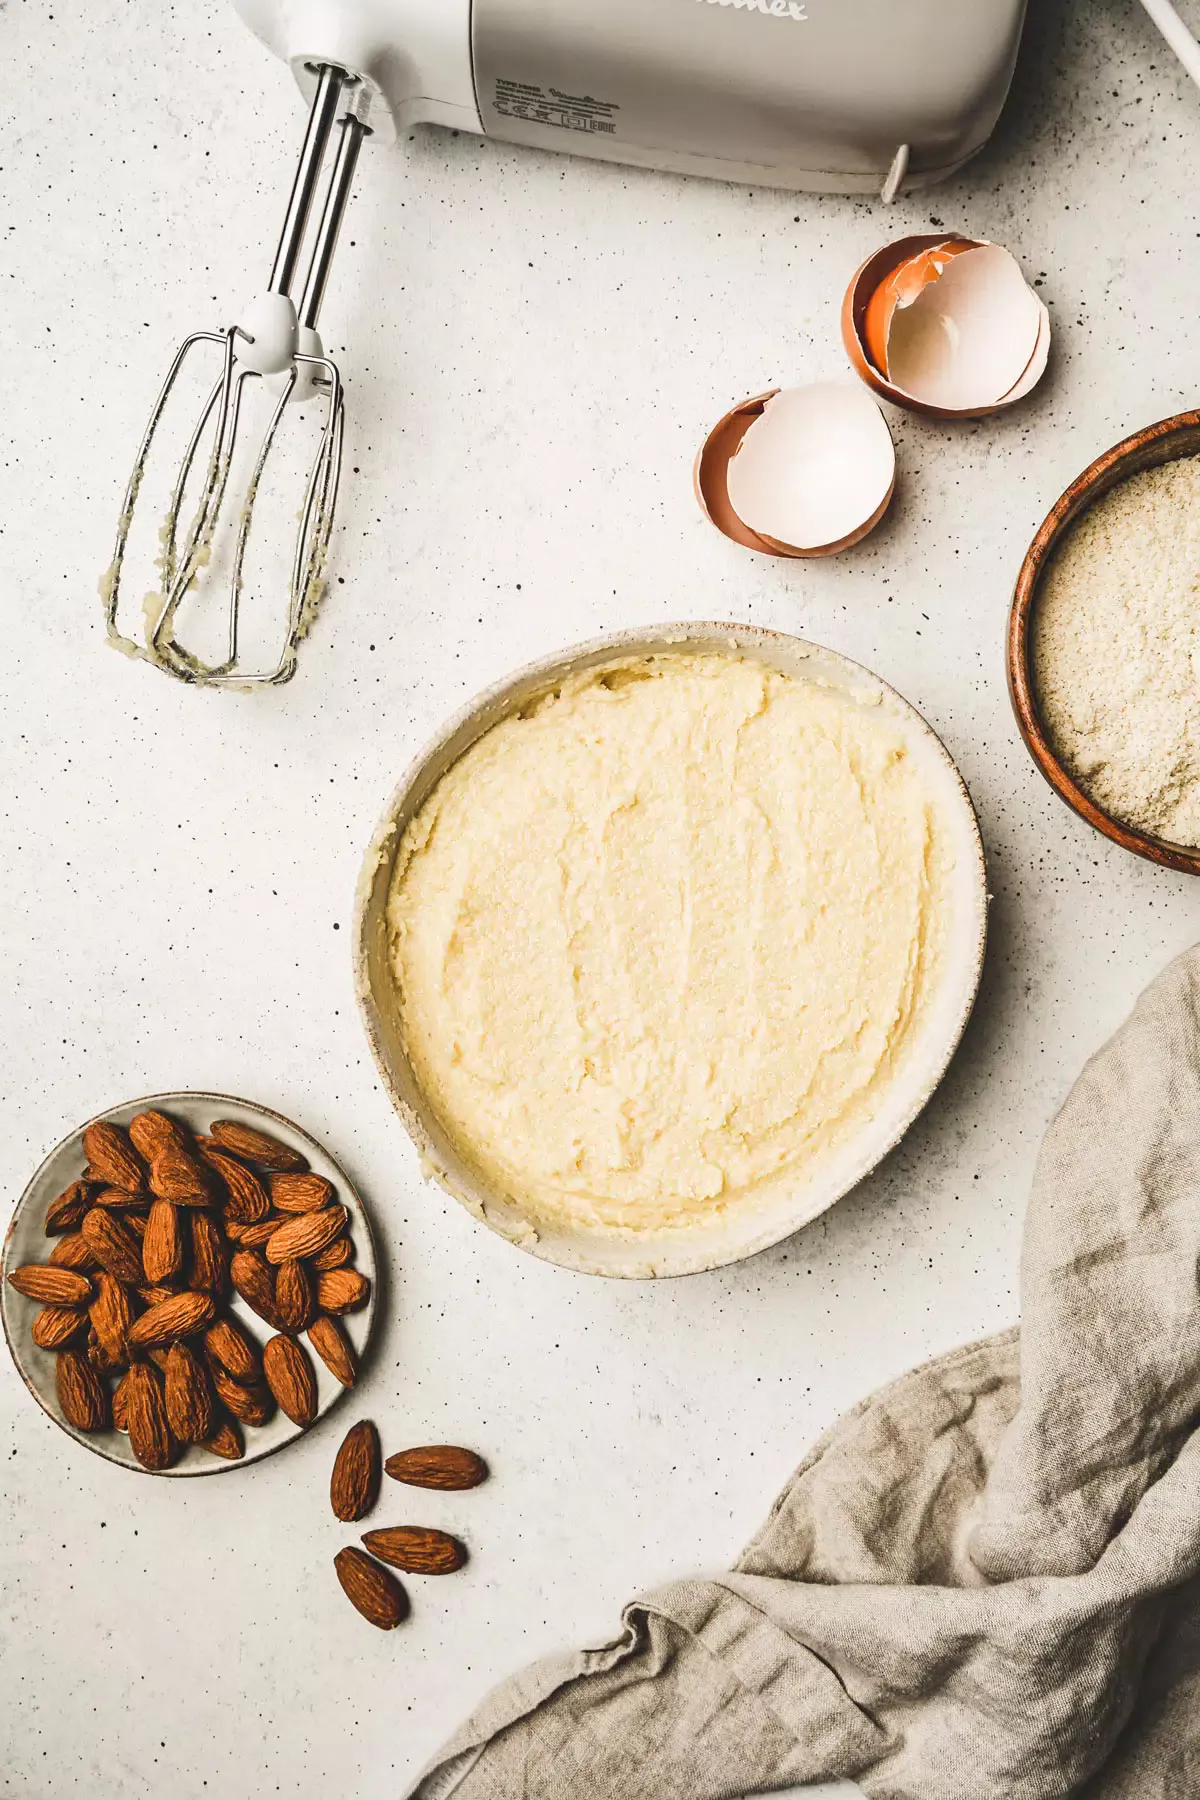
[105,65,370,686]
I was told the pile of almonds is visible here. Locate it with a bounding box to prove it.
[329,1421,486,1629]
[6,1110,371,1469]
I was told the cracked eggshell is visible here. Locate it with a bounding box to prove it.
[695,383,895,559]
[843,233,1050,419]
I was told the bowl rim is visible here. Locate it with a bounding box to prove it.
[1008,407,1200,876]
[354,621,989,1279]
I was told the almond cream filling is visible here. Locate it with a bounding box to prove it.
[386,654,949,1238]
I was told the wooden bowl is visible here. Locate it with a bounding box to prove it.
[1008,409,1200,875]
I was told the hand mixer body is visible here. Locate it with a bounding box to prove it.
[233,0,1027,194]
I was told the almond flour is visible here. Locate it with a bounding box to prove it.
[1033,455,1200,848]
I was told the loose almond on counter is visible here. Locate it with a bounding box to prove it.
[362,1526,468,1575]
[384,1446,488,1491]
[330,1419,381,1521]
[334,1547,408,1630]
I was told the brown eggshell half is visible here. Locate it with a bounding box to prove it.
[842,233,1046,421]
[694,388,895,559]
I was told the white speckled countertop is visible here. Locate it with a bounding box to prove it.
[4,2,1200,1794]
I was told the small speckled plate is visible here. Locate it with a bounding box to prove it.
[2,1092,377,1475]
[355,623,989,1280]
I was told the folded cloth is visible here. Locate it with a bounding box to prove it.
[412,947,1200,1800]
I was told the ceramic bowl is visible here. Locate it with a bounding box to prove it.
[1009,409,1200,875]
[355,623,988,1278]
[2,1092,377,1475]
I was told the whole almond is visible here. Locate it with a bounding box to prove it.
[188,1212,228,1294]
[164,1343,214,1444]
[81,1208,145,1285]
[142,1198,182,1284]
[203,1315,262,1382]
[265,1205,346,1266]
[262,1333,318,1427]
[55,1349,109,1431]
[202,1420,245,1461]
[330,1420,381,1521]
[128,1110,190,1161]
[267,1171,334,1214]
[124,1362,175,1469]
[48,1233,99,1272]
[362,1526,467,1575]
[89,1272,134,1365]
[224,1216,281,1248]
[275,1259,315,1332]
[209,1120,308,1173]
[44,1179,94,1236]
[7,1264,92,1306]
[89,1187,150,1210]
[32,1305,88,1350]
[112,1373,130,1431]
[149,1144,215,1205]
[82,1121,145,1193]
[127,1289,215,1350]
[229,1248,287,1330]
[307,1314,356,1388]
[211,1366,275,1427]
[334,1547,407,1630]
[384,1446,488,1490]
[139,1284,183,1306]
[198,1145,270,1224]
[312,1236,352,1272]
[316,1268,370,1315]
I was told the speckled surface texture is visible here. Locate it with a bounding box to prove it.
[2,2,1199,1795]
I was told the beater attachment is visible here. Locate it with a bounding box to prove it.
[105,64,369,686]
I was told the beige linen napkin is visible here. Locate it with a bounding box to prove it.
[413,947,1200,1800]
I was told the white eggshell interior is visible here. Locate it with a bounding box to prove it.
[885,244,1043,410]
[724,383,895,550]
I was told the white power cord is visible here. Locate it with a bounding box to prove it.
[1139,0,1200,95]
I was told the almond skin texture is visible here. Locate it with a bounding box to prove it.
[55,1349,109,1431]
[48,1233,99,1272]
[32,1305,88,1350]
[82,1122,145,1193]
[44,1180,94,1236]
[89,1186,148,1210]
[209,1120,308,1173]
[148,1145,215,1205]
[89,1272,135,1365]
[384,1446,489,1490]
[124,1362,175,1469]
[211,1367,275,1427]
[142,1198,183,1284]
[307,1314,356,1388]
[312,1236,352,1272]
[202,1316,262,1383]
[199,1147,270,1224]
[188,1212,227,1294]
[267,1171,334,1214]
[111,1374,130,1431]
[315,1268,370,1315]
[262,1334,317,1427]
[275,1259,315,1332]
[128,1110,190,1161]
[202,1420,245,1461]
[229,1249,287,1331]
[81,1208,145,1286]
[265,1205,346,1266]
[224,1216,282,1248]
[7,1264,92,1306]
[334,1547,407,1630]
[330,1420,381,1521]
[362,1527,468,1575]
[164,1343,214,1444]
[127,1289,214,1351]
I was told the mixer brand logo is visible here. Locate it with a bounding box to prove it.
[696,0,809,19]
